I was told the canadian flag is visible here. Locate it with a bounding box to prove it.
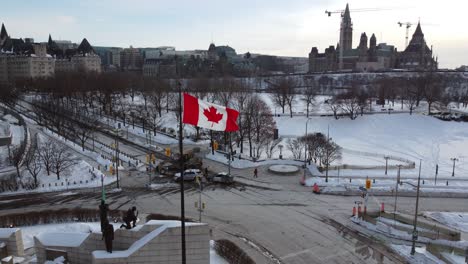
[183,93,239,132]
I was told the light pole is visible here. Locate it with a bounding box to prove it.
[450,158,458,177]
[303,118,312,181]
[325,125,330,183]
[411,159,422,255]
[393,165,402,227]
[112,128,120,189]
[384,156,390,175]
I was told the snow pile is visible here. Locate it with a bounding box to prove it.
[210,240,228,264]
[391,244,444,264]
[424,212,468,232]
[440,252,466,264]
[44,256,65,264]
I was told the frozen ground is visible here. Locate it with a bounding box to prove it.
[424,212,468,233]
[390,244,444,264]
[0,114,24,172]
[274,113,468,179]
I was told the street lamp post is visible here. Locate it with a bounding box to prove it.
[325,125,330,183]
[393,165,402,227]
[303,119,312,181]
[384,156,390,175]
[113,129,120,189]
[451,158,458,177]
[411,159,422,255]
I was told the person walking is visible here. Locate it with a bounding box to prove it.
[102,220,114,253]
[254,168,258,178]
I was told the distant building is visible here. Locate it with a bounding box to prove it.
[48,36,101,73]
[396,23,438,70]
[308,4,436,72]
[0,24,55,83]
[120,46,143,72]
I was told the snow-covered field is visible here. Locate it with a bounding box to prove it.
[275,113,468,179]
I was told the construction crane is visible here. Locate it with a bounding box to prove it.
[398,22,413,48]
[325,8,391,17]
[326,7,391,70]
[398,21,436,49]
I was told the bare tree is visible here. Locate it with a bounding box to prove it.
[51,143,75,180]
[422,72,443,115]
[327,97,341,120]
[39,140,55,176]
[10,146,22,179]
[24,134,41,187]
[286,138,303,160]
[269,77,297,117]
[265,138,281,159]
[321,141,342,169]
[302,78,317,118]
[405,86,418,115]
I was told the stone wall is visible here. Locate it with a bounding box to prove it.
[0,229,24,257]
[92,224,210,264]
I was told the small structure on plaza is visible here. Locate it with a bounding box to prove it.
[268,164,300,175]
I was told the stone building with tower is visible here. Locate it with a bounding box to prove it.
[308,4,437,72]
[0,23,55,84]
[0,23,101,84]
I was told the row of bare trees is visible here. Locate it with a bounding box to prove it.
[24,134,75,186]
[286,132,342,169]
[267,71,455,120]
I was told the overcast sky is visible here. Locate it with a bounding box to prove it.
[2,0,467,68]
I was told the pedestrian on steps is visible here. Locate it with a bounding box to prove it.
[254,168,258,178]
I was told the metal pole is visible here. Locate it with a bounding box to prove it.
[177,81,187,264]
[385,156,389,175]
[451,158,458,177]
[115,136,119,189]
[393,165,401,228]
[229,132,233,175]
[198,182,202,222]
[325,125,329,183]
[411,159,422,255]
[303,120,308,180]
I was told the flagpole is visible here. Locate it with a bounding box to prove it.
[178,81,187,264]
[228,132,232,176]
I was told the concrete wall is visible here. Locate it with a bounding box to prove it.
[0,229,24,257]
[92,225,210,264]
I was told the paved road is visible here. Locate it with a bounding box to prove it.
[2,159,468,263]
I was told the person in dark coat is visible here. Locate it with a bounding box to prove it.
[102,220,114,253]
[254,168,258,178]
[99,200,109,233]
[120,206,138,229]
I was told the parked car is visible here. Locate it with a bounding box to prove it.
[174,169,202,182]
[211,172,234,184]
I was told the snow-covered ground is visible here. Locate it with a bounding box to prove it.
[275,113,468,179]
[0,114,24,172]
[390,244,444,264]
[16,222,227,263]
[424,212,468,233]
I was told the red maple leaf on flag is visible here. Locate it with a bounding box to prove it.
[203,106,223,127]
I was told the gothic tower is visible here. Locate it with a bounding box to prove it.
[0,23,8,47]
[340,4,353,51]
